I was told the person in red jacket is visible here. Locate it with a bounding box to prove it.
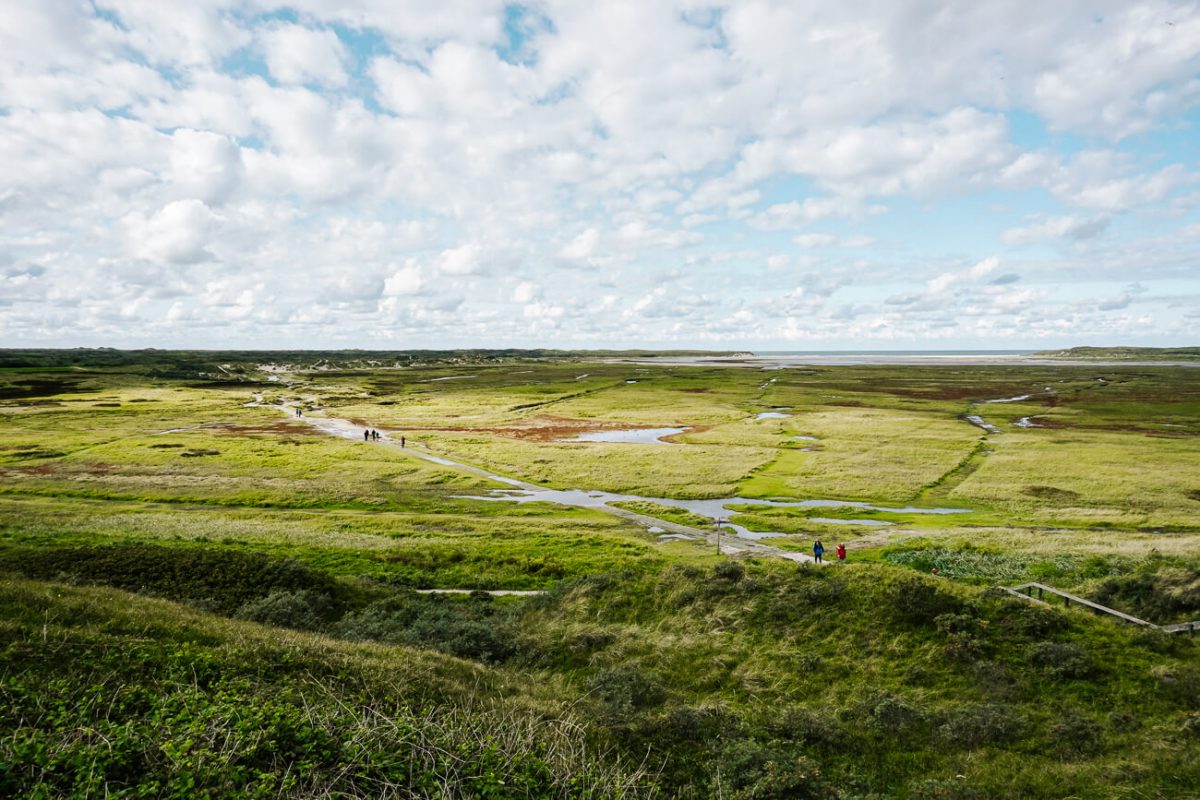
[835,543,846,562]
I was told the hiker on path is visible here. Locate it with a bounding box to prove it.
[364,429,369,441]
[836,543,846,562]
[813,540,825,564]
[401,435,406,448]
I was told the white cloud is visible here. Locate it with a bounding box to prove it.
[1,1,1198,348]
[435,243,483,275]
[260,24,350,87]
[557,228,600,264]
[126,199,221,265]
[512,281,539,303]
[1004,214,1111,246]
[167,128,243,204]
[927,257,1000,295]
[383,262,424,296]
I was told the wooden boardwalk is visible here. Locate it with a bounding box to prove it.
[1001,582,1199,635]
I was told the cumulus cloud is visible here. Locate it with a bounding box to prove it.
[167,128,243,204]
[125,199,222,265]
[1003,215,1111,246]
[1,1,1198,347]
[435,244,483,275]
[260,23,350,87]
[383,262,424,296]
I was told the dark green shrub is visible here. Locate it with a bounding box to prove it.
[1049,709,1103,757]
[852,691,927,739]
[659,705,729,743]
[1153,664,1200,710]
[1028,641,1094,680]
[588,666,667,714]
[793,575,846,606]
[990,598,1068,639]
[769,707,843,748]
[1107,710,1142,732]
[909,778,983,800]
[714,560,746,583]
[935,613,988,662]
[336,594,517,663]
[887,577,961,625]
[1094,567,1200,623]
[234,590,332,631]
[937,704,1024,748]
[718,739,835,800]
[0,544,341,614]
[970,661,1019,698]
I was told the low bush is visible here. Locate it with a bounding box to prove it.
[851,691,928,739]
[1049,708,1103,758]
[234,589,333,631]
[713,560,746,583]
[935,613,988,662]
[717,739,836,800]
[768,707,843,748]
[937,704,1024,748]
[588,666,668,715]
[886,577,962,625]
[0,544,341,614]
[1094,567,1200,624]
[336,593,517,663]
[908,778,984,800]
[1028,641,1095,680]
[988,597,1068,640]
[1152,664,1200,710]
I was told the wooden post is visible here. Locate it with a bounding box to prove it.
[1038,586,1043,601]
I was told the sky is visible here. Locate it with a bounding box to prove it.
[2,1,1199,351]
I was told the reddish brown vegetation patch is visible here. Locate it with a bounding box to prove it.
[1021,416,1195,437]
[6,462,119,477]
[217,421,323,437]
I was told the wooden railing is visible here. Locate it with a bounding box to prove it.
[1001,582,1199,635]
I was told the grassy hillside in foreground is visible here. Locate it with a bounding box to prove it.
[0,577,655,799]
[3,560,1200,798]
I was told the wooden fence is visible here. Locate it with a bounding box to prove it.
[1000,582,1199,635]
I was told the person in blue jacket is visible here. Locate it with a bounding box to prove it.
[813,539,825,563]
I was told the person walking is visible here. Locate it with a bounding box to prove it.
[836,543,846,562]
[813,539,825,564]
[363,429,369,441]
[401,435,406,448]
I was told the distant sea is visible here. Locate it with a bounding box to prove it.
[753,350,1038,356]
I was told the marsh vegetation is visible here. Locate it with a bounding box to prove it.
[1,350,1198,797]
